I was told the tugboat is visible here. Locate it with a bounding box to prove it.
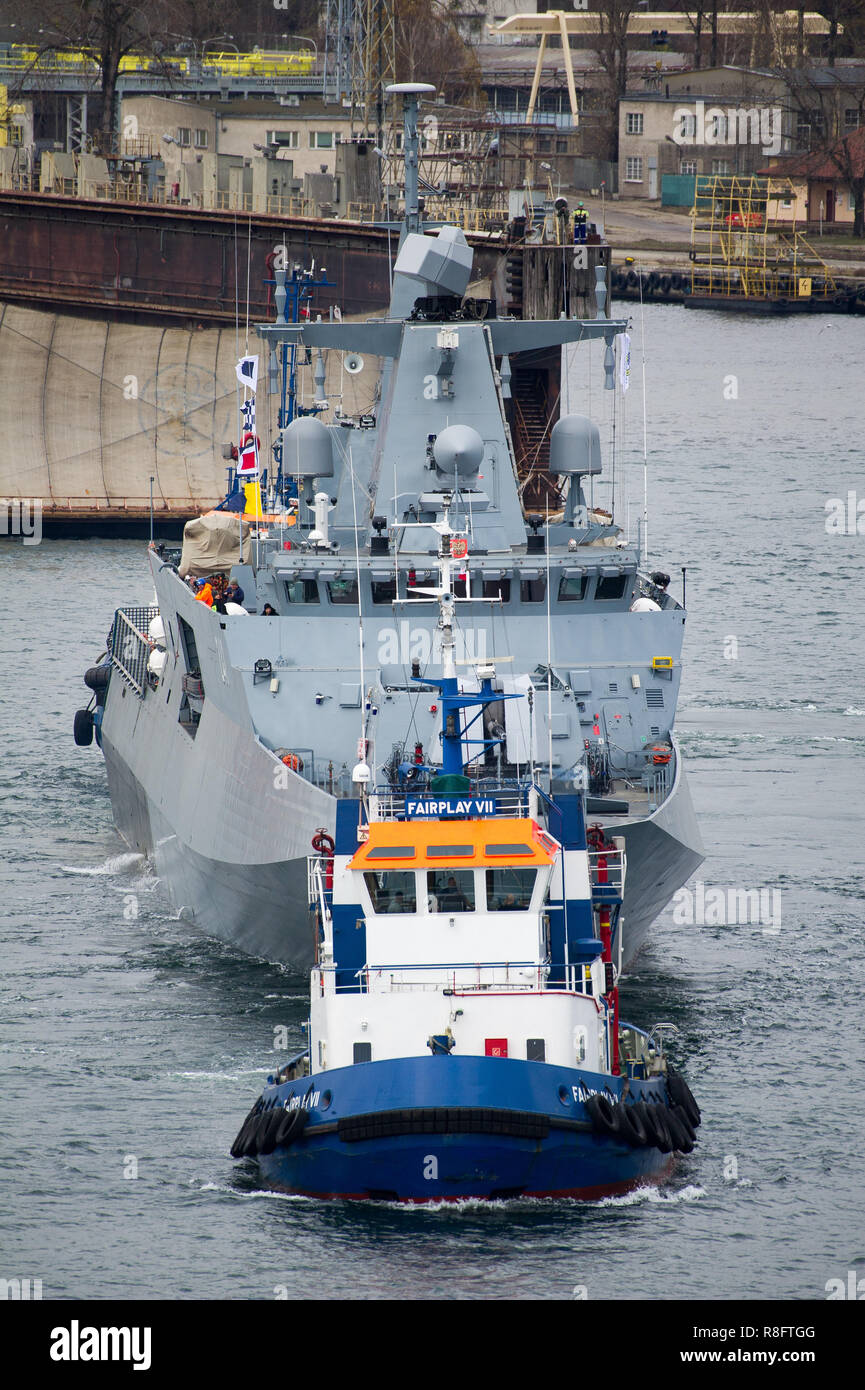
[230,511,701,1201]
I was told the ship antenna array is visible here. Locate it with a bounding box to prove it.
[638,270,649,566]
[349,447,370,806]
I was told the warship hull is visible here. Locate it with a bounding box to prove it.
[101,702,702,971]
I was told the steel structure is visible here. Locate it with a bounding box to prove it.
[689,174,837,302]
[324,0,396,144]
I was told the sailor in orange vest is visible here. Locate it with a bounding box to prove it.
[194,579,214,606]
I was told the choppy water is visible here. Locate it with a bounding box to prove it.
[2,304,864,1300]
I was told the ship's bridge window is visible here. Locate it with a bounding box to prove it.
[364,870,417,914]
[482,576,510,602]
[486,867,537,910]
[558,573,588,602]
[596,574,628,600]
[427,870,475,913]
[371,577,397,604]
[327,578,359,605]
[366,845,415,859]
[485,843,533,857]
[428,844,473,858]
[520,576,546,603]
[284,578,319,604]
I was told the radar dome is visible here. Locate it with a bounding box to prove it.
[432,424,484,480]
[281,416,334,478]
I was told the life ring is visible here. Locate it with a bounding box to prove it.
[585,1093,621,1137]
[311,829,335,855]
[666,1065,701,1127]
[274,1106,311,1148]
[617,1101,649,1147]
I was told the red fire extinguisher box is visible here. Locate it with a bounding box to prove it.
[485,1038,508,1058]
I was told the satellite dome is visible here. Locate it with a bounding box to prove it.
[433,424,484,480]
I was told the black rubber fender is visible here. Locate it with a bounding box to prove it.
[670,272,683,291]
[275,1106,311,1148]
[257,1109,285,1156]
[617,1101,649,1147]
[643,1102,673,1153]
[585,1093,622,1137]
[666,1066,701,1127]
[671,1104,697,1145]
[242,1112,271,1157]
[73,709,94,747]
[626,270,638,288]
[230,1111,261,1159]
[84,665,111,691]
[659,274,672,295]
[665,1108,694,1154]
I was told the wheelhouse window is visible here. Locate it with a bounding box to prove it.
[284,578,319,604]
[520,576,546,603]
[427,870,475,913]
[482,576,510,601]
[596,574,628,600]
[364,870,417,914]
[326,578,358,605]
[371,577,397,604]
[486,867,537,910]
[558,574,588,602]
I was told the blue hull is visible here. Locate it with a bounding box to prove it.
[245,1055,677,1202]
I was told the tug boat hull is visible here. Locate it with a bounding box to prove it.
[250,1056,677,1202]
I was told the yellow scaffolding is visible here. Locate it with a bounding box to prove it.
[688,174,837,302]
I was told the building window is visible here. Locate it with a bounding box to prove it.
[177,127,191,147]
[625,156,643,182]
[844,108,860,132]
[711,158,731,175]
[850,188,857,211]
[267,129,299,148]
[625,111,643,135]
[677,112,697,141]
[680,159,697,175]
[309,130,334,149]
[9,122,23,145]
[710,113,728,141]
[194,128,208,148]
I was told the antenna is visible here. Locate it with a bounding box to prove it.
[348,448,369,794]
[385,82,435,243]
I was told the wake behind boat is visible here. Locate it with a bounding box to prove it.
[74,83,703,970]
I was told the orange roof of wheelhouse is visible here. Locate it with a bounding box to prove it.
[349,817,559,870]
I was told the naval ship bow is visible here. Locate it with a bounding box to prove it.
[77,82,703,969]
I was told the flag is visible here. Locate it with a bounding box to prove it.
[237,431,259,478]
[617,333,631,393]
[235,355,259,392]
[240,396,256,434]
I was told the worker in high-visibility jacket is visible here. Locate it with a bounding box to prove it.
[573,203,588,244]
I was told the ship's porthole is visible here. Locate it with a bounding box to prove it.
[320,1090,333,1111]
[557,1085,570,1106]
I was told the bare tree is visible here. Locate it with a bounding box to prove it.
[593,0,637,162]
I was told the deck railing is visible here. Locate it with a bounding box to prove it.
[108,605,159,696]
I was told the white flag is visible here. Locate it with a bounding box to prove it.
[617,333,631,393]
[235,355,259,392]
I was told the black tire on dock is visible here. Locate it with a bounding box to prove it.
[670,273,683,291]
[73,709,94,747]
[659,274,672,296]
[626,270,638,288]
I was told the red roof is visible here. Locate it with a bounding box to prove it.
[760,126,865,181]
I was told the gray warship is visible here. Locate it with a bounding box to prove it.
[75,84,703,969]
